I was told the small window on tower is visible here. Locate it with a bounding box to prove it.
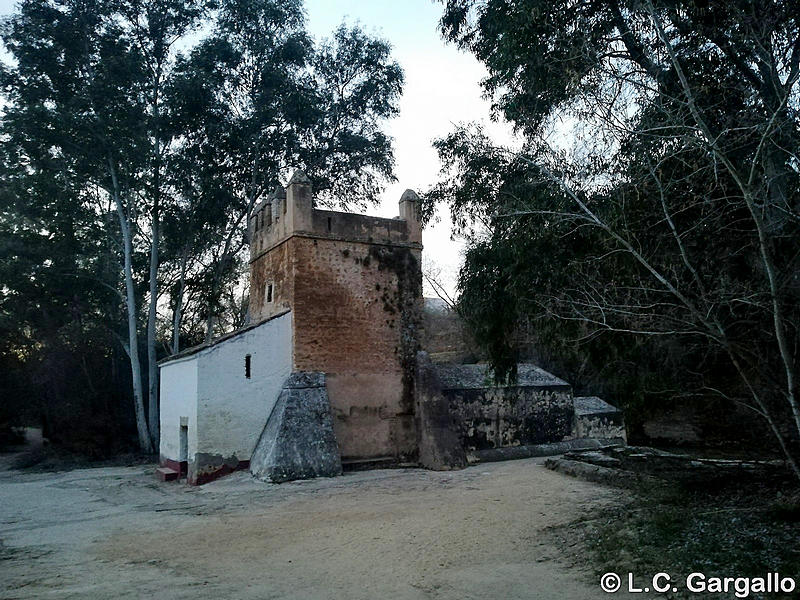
[327,216,332,232]
[266,282,274,303]
[245,354,251,379]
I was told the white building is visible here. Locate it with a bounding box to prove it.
[159,311,292,483]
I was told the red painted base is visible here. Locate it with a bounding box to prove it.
[160,457,188,475]
[159,456,249,485]
[156,467,179,482]
[191,460,250,486]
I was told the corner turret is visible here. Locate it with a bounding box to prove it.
[399,189,421,243]
[286,169,313,233]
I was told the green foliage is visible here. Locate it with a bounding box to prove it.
[165,1,404,334]
[0,0,404,453]
[307,24,403,206]
[429,0,800,458]
[440,0,618,133]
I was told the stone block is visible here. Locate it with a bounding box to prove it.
[415,351,467,470]
[573,396,626,442]
[250,372,343,483]
[156,467,179,482]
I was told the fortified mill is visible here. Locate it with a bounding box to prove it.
[158,171,625,484]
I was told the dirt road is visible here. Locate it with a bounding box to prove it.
[1,453,640,599]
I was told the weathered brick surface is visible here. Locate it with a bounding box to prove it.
[248,182,423,462]
[292,239,413,371]
[249,240,293,322]
[293,238,419,460]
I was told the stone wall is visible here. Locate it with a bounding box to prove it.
[420,298,477,363]
[414,351,467,470]
[572,396,626,442]
[445,387,574,450]
[436,364,574,451]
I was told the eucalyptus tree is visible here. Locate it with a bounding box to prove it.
[118,0,210,450]
[170,0,403,340]
[302,24,403,208]
[428,0,800,476]
[2,0,404,453]
[1,0,159,451]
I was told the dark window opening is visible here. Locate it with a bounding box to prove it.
[245,354,251,379]
[179,425,188,466]
[327,216,332,232]
[266,283,274,303]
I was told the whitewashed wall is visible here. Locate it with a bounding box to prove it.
[196,311,293,460]
[159,356,198,463]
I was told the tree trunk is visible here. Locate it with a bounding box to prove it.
[146,78,163,452]
[204,307,216,342]
[109,155,152,454]
[147,206,159,452]
[172,246,188,354]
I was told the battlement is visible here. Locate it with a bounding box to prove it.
[249,170,421,261]
[246,170,424,463]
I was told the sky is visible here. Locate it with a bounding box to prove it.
[0,0,514,297]
[303,1,514,297]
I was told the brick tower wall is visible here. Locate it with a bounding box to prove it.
[248,175,423,462]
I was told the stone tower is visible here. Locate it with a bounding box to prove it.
[248,172,423,464]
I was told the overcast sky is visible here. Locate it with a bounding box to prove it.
[0,0,514,297]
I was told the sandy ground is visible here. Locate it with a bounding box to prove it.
[1,441,645,600]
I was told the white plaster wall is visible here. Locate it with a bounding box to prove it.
[159,357,198,462]
[196,311,293,460]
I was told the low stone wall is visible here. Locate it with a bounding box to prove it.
[435,364,574,452]
[573,396,627,442]
[445,386,574,450]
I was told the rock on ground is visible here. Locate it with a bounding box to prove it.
[250,371,342,483]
